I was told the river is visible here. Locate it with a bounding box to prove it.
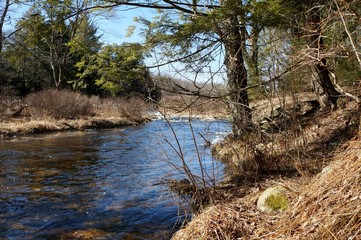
[0,118,230,239]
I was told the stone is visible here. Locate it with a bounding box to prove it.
[257,186,289,213]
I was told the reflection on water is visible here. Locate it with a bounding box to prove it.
[0,119,230,239]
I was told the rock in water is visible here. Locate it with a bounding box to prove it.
[211,135,224,145]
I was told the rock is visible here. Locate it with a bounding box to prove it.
[257,186,289,213]
[60,229,111,240]
[321,165,333,176]
[211,135,224,145]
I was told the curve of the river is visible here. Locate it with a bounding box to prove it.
[0,118,230,239]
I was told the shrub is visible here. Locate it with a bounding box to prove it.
[26,89,94,119]
[98,97,148,120]
[0,88,24,120]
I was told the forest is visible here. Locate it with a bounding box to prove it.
[1,0,360,131]
[1,0,360,239]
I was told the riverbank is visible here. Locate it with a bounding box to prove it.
[0,89,230,139]
[0,117,148,139]
[0,89,153,139]
[172,97,361,239]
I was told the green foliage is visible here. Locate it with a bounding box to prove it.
[3,1,103,93]
[135,11,218,69]
[95,43,146,95]
[248,0,290,28]
[67,15,102,93]
[75,43,152,97]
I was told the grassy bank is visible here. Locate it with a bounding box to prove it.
[0,89,229,139]
[0,118,144,139]
[0,89,151,139]
[172,95,361,239]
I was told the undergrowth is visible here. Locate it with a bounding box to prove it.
[24,89,149,120]
[26,89,94,119]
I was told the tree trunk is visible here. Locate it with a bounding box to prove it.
[223,16,252,135]
[308,5,339,109]
[0,0,10,63]
[250,25,261,77]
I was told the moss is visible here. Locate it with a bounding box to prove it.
[265,193,289,212]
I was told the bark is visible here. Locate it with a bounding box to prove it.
[250,25,261,77]
[308,5,340,109]
[223,15,252,135]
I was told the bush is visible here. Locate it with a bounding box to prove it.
[0,88,24,120]
[26,89,94,119]
[98,97,148,120]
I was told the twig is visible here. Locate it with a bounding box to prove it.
[334,0,361,70]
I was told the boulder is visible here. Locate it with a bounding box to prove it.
[257,185,289,213]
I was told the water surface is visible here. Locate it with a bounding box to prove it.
[0,119,230,239]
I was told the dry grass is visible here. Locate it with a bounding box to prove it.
[159,94,228,119]
[96,97,149,120]
[0,91,151,138]
[0,118,137,138]
[26,89,94,119]
[268,135,361,239]
[173,100,361,240]
[173,177,303,240]
[213,98,359,176]
[173,134,361,239]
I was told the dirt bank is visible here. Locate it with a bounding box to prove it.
[172,96,361,239]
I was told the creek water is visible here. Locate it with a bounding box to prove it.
[0,118,231,239]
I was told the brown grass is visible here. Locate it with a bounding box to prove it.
[173,134,361,239]
[213,98,359,176]
[268,136,361,239]
[26,89,94,119]
[0,118,137,138]
[172,176,303,240]
[173,97,361,240]
[0,91,151,138]
[96,97,149,120]
[159,94,228,118]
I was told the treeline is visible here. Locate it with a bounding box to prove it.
[1,0,361,130]
[0,1,160,101]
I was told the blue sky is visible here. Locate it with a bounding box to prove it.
[93,8,157,45]
[3,3,153,45]
[2,2,225,83]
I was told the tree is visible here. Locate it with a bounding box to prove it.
[0,0,11,62]
[67,14,102,93]
[76,43,159,98]
[284,0,342,109]
[9,0,96,89]
[99,0,285,135]
[3,10,54,94]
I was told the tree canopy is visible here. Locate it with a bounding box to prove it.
[1,0,359,132]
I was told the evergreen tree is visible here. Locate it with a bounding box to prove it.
[100,0,286,134]
[76,42,159,99]
[6,0,97,89]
